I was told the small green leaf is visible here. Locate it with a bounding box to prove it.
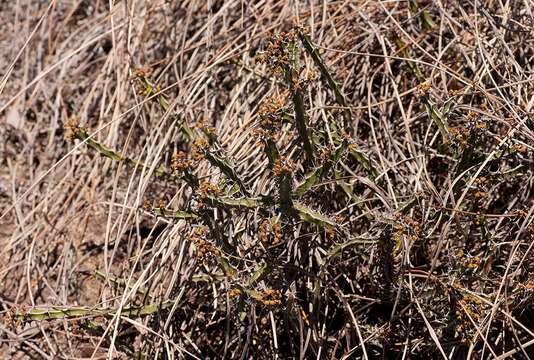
[294,202,336,229]
[152,208,198,219]
[248,262,270,286]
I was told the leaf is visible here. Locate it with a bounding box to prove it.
[73,129,181,182]
[349,148,374,175]
[440,97,456,117]
[205,152,249,195]
[248,262,270,286]
[238,299,247,322]
[394,196,419,215]
[218,257,237,277]
[422,96,449,139]
[333,170,374,221]
[152,208,198,219]
[93,270,147,295]
[294,202,336,229]
[14,301,175,322]
[326,238,377,260]
[207,195,272,209]
[298,31,352,131]
[294,142,345,197]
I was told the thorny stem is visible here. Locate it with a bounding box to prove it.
[72,128,180,182]
[286,72,315,164]
[138,75,249,195]
[13,301,175,322]
[279,172,293,213]
[298,30,353,134]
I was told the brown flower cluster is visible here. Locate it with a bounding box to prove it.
[258,219,283,246]
[272,156,296,176]
[417,82,432,97]
[2,305,25,328]
[254,93,288,144]
[258,93,287,125]
[196,119,217,136]
[447,112,489,149]
[171,150,193,172]
[392,214,422,253]
[228,287,242,298]
[455,292,485,334]
[197,181,222,199]
[132,67,151,80]
[256,30,299,73]
[190,227,220,258]
[255,289,283,306]
[447,126,471,148]
[63,117,82,140]
[454,250,481,271]
[191,138,209,161]
[513,143,528,154]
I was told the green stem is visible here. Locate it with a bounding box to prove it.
[73,129,180,182]
[298,31,353,133]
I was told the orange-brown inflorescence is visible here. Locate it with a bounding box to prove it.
[417,82,432,97]
[142,200,153,211]
[190,226,220,258]
[196,119,217,136]
[299,306,310,326]
[191,138,209,161]
[197,181,222,199]
[258,93,287,126]
[454,250,481,271]
[392,214,422,252]
[256,30,299,73]
[258,219,283,246]
[272,156,296,176]
[63,117,82,140]
[254,92,288,146]
[255,289,283,306]
[446,111,488,149]
[132,67,151,80]
[171,150,193,172]
[513,143,528,153]
[447,126,470,148]
[228,287,242,298]
[455,292,486,334]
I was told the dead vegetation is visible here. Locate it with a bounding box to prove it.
[1,0,533,359]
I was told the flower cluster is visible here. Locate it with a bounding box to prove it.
[197,181,222,199]
[454,250,481,272]
[132,67,151,80]
[258,93,287,126]
[272,156,296,176]
[258,219,283,246]
[254,93,288,145]
[392,214,422,254]
[228,287,242,298]
[446,112,488,149]
[191,138,209,161]
[447,126,471,148]
[196,119,217,136]
[455,292,485,334]
[255,289,283,306]
[417,82,432,97]
[190,227,220,258]
[63,117,82,140]
[171,150,193,172]
[2,305,25,328]
[256,30,299,73]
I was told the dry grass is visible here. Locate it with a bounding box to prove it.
[1,0,533,359]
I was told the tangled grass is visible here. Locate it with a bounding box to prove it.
[1,1,533,359]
